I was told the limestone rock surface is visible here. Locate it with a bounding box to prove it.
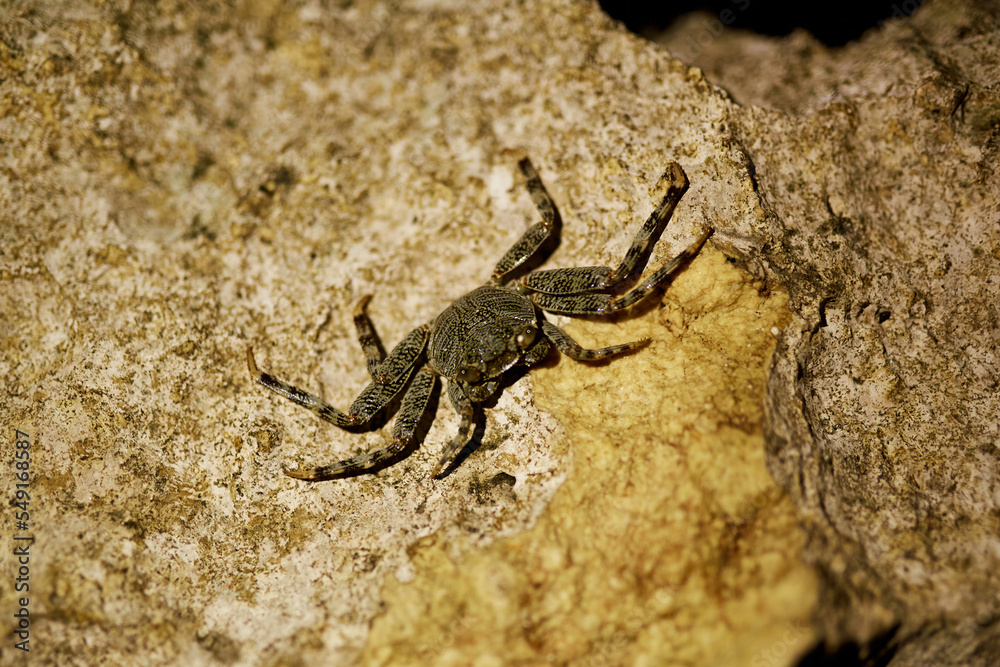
[5,0,996,666]
[661,1,1000,663]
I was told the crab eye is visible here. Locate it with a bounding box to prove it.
[515,324,537,349]
[457,365,482,383]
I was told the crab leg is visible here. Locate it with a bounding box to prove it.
[432,381,478,477]
[284,369,438,481]
[247,324,429,428]
[492,158,563,284]
[540,320,650,360]
[354,297,429,385]
[352,294,386,380]
[516,162,693,299]
[529,227,713,315]
[606,162,690,287]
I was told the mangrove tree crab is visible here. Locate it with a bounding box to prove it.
[247,158,711,480]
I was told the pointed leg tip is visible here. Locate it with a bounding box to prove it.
[283,467,318,481]
[517,157,538,178]
[669,161,688,184]
[353,294,374,315]
[431,455,454,478]
[246,346,259,375]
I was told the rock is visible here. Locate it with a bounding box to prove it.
[660,0,1000,662]
[5,0,993,665]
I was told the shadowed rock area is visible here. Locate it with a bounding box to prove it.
[661,0,1000,663]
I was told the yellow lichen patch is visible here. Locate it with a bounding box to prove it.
[362,247,816,665]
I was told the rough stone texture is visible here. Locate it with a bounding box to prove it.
[363,250,809,666]
[9,0,998,665]
[1,1,812,665]
[660,0,1000,663]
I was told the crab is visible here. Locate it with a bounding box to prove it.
[247,158,711,480]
